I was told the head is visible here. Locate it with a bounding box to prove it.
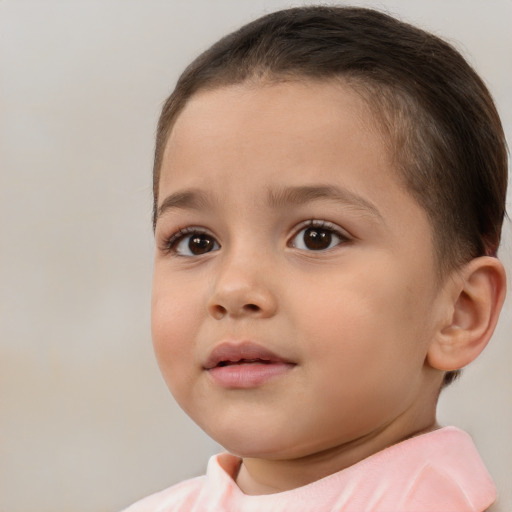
[150,6,507,471]
[152,6,508,387]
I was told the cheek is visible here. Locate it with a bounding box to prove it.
[151,276,202,389]
[294,279,429,438]
[293,263,432,382]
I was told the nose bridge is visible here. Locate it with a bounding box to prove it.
[208,238,277,319]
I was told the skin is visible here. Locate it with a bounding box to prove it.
[151,80,454,495]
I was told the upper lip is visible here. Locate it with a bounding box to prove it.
[203,341,293,369]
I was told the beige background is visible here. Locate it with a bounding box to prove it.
[0,1,510,511]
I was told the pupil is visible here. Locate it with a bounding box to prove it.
[304,228,331,250]
[189,234,213,255]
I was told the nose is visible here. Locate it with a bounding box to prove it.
[207,254,278,320]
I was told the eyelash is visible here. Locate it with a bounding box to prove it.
[161,220,350,257]
[289,220,350,250]
[160,226,216,256]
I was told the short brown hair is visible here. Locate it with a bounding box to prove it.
[152,6,508,386]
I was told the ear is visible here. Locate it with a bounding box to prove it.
[427,257,507,372]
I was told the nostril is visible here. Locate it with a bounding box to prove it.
[211,304,227,319]
[244,303,261,312]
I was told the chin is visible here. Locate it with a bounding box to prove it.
[219,436,278,458]
[210,428,293,459]
[219,432,325,461]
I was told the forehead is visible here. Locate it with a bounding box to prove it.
[162,80,387,186]
[160,81,409,212]
[172,78,370,134]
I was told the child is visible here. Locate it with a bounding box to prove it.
[124,6,507,511]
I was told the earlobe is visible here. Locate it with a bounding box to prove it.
[427,257,507,372]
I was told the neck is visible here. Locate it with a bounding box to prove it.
[236,412,439,495]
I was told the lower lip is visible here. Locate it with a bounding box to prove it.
[206,362,294,388]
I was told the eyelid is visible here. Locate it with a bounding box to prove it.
[159,226,219,256]
[287,219,353,253]
[288,219,352,243]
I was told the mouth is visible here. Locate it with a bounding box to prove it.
[204,341,295,388]
[216,358,275,367]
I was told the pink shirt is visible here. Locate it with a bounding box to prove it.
[123,427,496,511]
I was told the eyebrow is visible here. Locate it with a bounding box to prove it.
[156,184,383,222]
[267,185,383,220]
[157,188,213,219]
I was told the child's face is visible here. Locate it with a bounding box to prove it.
[152,80,445,461]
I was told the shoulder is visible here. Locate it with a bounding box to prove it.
[120,476,205,512]
[389,427,496,511]
[323,427,496,511]
[119,453,240,512]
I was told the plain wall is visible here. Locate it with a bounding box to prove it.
[0,1,510,511]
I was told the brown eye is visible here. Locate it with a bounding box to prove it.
[175,232,220,256]
[291,223,345,251]
[189,234,216,255]
[303,228,332,250]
